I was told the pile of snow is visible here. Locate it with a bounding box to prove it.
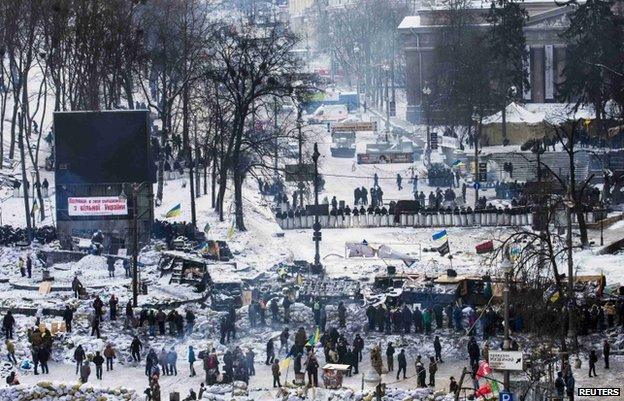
[0,381,139,401]
[279,386,452,401]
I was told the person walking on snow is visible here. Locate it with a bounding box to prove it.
[588,349,598,377]
[396,174,403,190]
[396,349,407,380]
[93,351,104,380]
[104,343,116,371]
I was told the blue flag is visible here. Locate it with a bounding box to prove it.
[432,229,448,241]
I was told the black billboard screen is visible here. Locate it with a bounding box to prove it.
[54,110,154,185]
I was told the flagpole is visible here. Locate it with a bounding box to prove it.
[447,240,453,269]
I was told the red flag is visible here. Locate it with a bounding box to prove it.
[476,361,492,379]
[476,383,492,398]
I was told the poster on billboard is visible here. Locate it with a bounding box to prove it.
[68,196,128,216]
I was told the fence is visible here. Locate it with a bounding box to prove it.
[277,209,598,230]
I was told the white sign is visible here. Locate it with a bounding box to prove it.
[489,351,524,371]
[68,196,128,217]
[440,135,459,149]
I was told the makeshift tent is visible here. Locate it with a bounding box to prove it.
[481,102,547,146]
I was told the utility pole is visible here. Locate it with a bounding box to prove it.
[274,97,279,178]
[501,253,513,390]
[474,116,482,209]
[384,66,390,142]
[297,105,305,209]
[312,143,323,275]
[132,183,140,307]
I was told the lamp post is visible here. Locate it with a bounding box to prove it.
[354,46,360,112]
[383,64,391,141]
[564,194,577,349]
[312,143,323,274]
[600,200,605,246]
[500,254,513,391]
[422,86,432,166]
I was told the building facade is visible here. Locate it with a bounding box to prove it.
[399,2,574,123]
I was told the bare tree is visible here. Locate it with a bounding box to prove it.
[206,20,313,230]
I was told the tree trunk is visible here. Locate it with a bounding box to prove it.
[18,113,32,242]
[216,170,227,222]
[9,94,19,159]
[576,208,589,247]
[211,152,217,208]
[233,170,246,231]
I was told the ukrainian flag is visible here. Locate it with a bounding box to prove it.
[432,229,448,241]
[165,203,181,218]
[305,327,321,347]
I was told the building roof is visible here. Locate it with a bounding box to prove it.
[483,102,545,125]
[398,15,421,29]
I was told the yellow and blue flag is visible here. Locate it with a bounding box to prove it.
[305,327,321,347]
[165,203,182,218]
[432,229,447,241]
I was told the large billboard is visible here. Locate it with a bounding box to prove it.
[68,196,128,217]
[54,110,154,185]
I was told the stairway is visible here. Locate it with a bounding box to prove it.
[169,263,183,284]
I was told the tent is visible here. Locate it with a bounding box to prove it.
[481,102,547,146]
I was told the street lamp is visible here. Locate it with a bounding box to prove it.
[382,64,391,141]
[312,143,323,275]
[354,46,360,112]
[600,200,606,246]
[500,253,513,391]
[564,194,577,350]
[422,86,432,165]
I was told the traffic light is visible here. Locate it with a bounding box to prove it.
[478,162,487,182]
[430,132,438,150]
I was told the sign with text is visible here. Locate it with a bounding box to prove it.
[332,121,378,132]
[489,351,524,371]
[68,196,128,217]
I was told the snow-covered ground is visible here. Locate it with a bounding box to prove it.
[1,88,624,401]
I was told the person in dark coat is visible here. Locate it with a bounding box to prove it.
[434,336,443,362]
[93,351,105,379]
[338,301,347,327]
[386,342,395,371]
[63,306,73,332]
[428,356,437,387]
[108,295,118,321]
[38,346,50,374]
[91,315,101,338]
[415,356,426,387]
[265,338,275,365]
[396,349,407,380]
[26,256,32,278]
[603,339,611,369]
[467,337,480,370]
[588,349,598,377]
[131,336,143,362]
[396,174,403,190]
[2,311,15,339]
[306,354,319,387]
[353,334,364,362]
[74,345,86,374]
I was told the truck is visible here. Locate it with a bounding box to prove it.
[330,130,356,157]
[357,141,415,164]
[307,104,348,124]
